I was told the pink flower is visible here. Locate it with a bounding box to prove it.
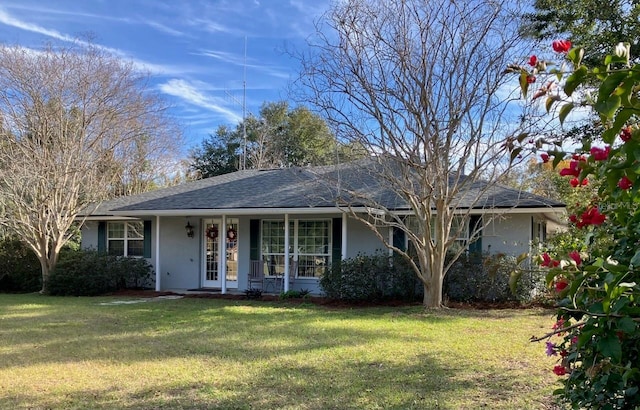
[590,146,610,161]
[545,341,557,356]
[540,152,550,163]
[526,75,536,84]
[620,127,632,143]
[569,250,581,266]
[559,160,581,177]
[528,55,538,67]
[552,40,572,53]
[553,365,568,376]
[618,176,633,190]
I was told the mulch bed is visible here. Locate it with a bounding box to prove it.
[106,289,547,309]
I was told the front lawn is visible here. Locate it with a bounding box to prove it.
[0,295,560,409]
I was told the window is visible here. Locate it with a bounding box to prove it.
[406,215,470,252]
[261,219,331,278]
[107,221,144,257]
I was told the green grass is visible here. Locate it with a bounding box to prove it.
[0,294,561,409]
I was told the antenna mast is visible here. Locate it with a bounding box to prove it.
[242,36,247,170]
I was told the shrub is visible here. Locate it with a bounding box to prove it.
[0,237,41,293]
[444,253,545,303]
[320,252,421,301]
[48,249,153,296]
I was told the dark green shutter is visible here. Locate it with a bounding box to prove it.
[332,217,342,263]
[97,222,106,252]
[250,219,260,260]
[143,220,152,258]
[392,227,406,251]
[468,215,482,255]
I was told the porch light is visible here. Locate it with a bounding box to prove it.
[185,221,194,238]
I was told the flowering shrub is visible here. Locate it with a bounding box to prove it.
[512,41,640,409]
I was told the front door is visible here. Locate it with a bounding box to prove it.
[202,218,238,289]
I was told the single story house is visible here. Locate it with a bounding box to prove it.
[81,160,565,294]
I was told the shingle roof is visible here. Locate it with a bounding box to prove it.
[90,160,564,215]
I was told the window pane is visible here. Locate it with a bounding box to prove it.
[127,222,144,239]
[127,239,144,257]
[108,222,125,239]
[108,240,124,256]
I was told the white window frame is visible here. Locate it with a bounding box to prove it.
[107,221,144,257]
[260,219,332,279]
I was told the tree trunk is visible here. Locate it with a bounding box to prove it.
[39,261,50,294]
[422,276,444,308]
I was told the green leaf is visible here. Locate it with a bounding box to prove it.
[597,334,622,363]
[564,66,588,96]
[509,147,522,163]
[617,317,637,333]
[545,97,556,113]
[598,72,628,101]
[567,47,584,66]
[630,250,640,267]
[594,95,622,120]
[558,103,574,125]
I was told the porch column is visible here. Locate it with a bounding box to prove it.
[155,215,161,291]
[341,213,347,260]
[388,226,394,258]
[220,215,227,294]
[284,213,290,293]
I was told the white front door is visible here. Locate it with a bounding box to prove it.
[202,218,238,289]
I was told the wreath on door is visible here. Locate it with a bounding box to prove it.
[227,227,237,241]
[206,226,218,240]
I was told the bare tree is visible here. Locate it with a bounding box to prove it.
[0,42,181,292]
[298,0,531,307]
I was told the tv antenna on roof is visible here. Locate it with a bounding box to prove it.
[225,36,248,170]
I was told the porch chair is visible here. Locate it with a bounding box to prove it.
[247,259,265,290]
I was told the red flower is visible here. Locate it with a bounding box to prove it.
[553,365,568,376]
[620,127,632,143]
[552,40,572,53]
[540,152,550,163]
[559,160,580,177]
[528,55,538,66]
[569,178,580,187]
[569,214,578,223]
[569,250,581,266]
[560,349,569,358]
[526,75,536,84]
[576,207,606,228]
[540,253,560,268]
[555,279,569,292]
[618,176,633,190]
[590,146,610,161]
[581,178,588,186]
[572,154,586,161]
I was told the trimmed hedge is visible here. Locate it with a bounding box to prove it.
[0,237,41,293]
[320,252,422,301]
[48,250,153,296]
[320,251,545,303]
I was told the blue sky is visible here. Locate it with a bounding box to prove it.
[0,0,329,148]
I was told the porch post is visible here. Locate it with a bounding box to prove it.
[220,215,227,294]
[388,226,394,258]
[341,212,347,260]
[284,213,290,293]
[155,215,161,291]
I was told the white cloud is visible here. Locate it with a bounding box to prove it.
[160,78,241,123]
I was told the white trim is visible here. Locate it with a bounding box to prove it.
[82,216,141,221]
[155,216,161,291]
[108,207,372,217]
[106,205,564,218]
[284,213,290,293]
[221,215,227,294]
